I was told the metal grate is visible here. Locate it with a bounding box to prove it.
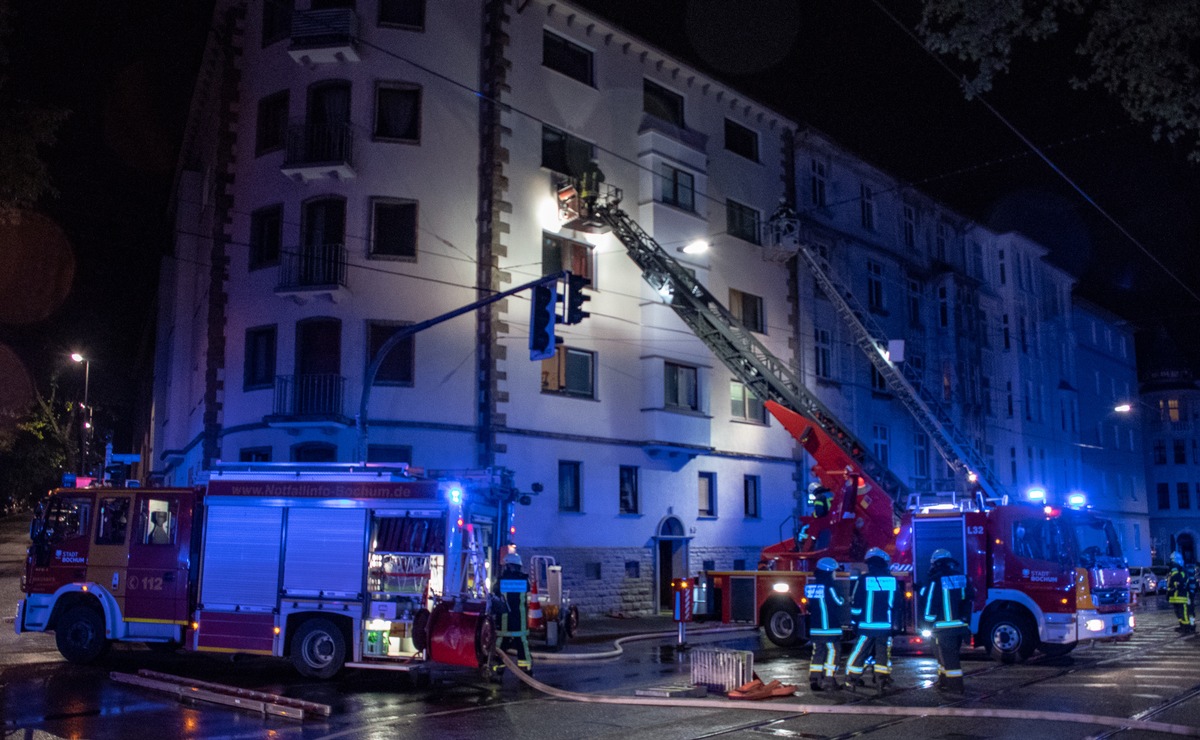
[690,648,754,693]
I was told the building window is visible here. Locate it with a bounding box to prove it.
[1176,440,1188,464]
[938,286,949,328]
[814,329,832,379]
[367,444,412,463]
[935,223,948,262]
[860,184,875,230]
[543,30,593,86]
[914,432,929,479]
[744,475,761,518]
[729,288,765,333]
[982,376,993,416]
[249,204,283,270]
[872,424,890,467]
[239,447,271,463]
[379,0,424,29]
[541,347,595,398]
[559,461,582,512]
[370,199,417,260]
[262,0,293,46]
[903,205,917,248]
[543,232,593,280]
[367,321,415,386]
[256,91,288,154]
[810,158,827,207]
[730,381,766,422]
[1157,482,1171,510]
[659,163,694,211]
[724,119,758,161]
[292,442,337,463]
[867,261,884,312]
[1006,381,1014,418]
[644,79,684,127]
[244,325,277,390]
[870,365,888,393]
[619,465,639,515]
[1154,440,1167,465]
[698,472,717,517]
[541,125,594,177]
[1179,482,1191,510]
[726,199,761,244]
[374,84,421,142]
[665,362,699,411]
[1002,314,1011,350]
[907,279,921,326]
[998,249,1006,284]
[1010,447,1018,484]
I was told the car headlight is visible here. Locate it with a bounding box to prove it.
[1085,618,1105,632]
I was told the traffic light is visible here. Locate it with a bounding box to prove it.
[529,282,559,361]
[564,273,591,325]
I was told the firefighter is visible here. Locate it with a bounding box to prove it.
[846,547,896,690]
[807,557,846,691]
[808,481,832,518]
[495,550,533,673]
[920,549,971,693]
[838,466,858,519]
[1167,552,1194,633]
[578,160,605,209]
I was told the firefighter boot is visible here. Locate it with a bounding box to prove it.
[876,676,893,694]
[809,672,824,692]
[942,676,965,694]
[823,676,843,691]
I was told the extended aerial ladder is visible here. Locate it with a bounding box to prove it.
[766,208,1007,505]
[557,180,903,561]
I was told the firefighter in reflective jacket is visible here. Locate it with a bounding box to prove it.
[846,547,896,690]
[496,551,532,672]
[1167,552,1195,633]
[919,549,971,693]
[807,557,845,691]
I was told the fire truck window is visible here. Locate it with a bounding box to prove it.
[142,499,174,545]
[96,497,131,545]
[46,497,91,543]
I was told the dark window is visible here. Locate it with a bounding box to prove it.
[903,205,917,248]
[730,381,765,422]
[543,30,593,85]
[625,560,640,578]
[541,125,594,176]
[744,475,761,518]
[239,447,272,462]
[371,199,417,259]
[1179,482,1192,510]
[870,365,888,393]
[729,288,764,333]
[1157,482,1170,509]
[292,442,337,462]
[95,497,130,545]
[1175,440,1187,464]
[379,0,424,29]
[541,347,595,398]
[698,471,716,517]
[644,79,685,127]
[860,184,875,230]
[665,362,698,411]
[542,232,593,280]
[659,164,694,211]
[559,460,581,512]
[868,261,884,311]
[726,200,760,244]
[810,159,827,207]
[723,119,757,161]
[256,91,288,154]
[262,0,293,45]
[374,84,421,141]
[367,321,414,386]
[619,465,639,514]
[367,444,412,463]
[249,204,283,270]
[584,562,601,579]
[244,325,277,390]
[1154,440,1167,465]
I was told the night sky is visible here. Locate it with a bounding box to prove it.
[3,0,1198,447]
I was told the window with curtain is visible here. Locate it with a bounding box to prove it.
[374,84,421,141]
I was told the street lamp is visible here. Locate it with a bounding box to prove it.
[71,352,91,476]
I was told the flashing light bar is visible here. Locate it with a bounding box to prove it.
[1027,488,1046,503]
[1067,492,1087,508]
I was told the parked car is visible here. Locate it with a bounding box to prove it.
[1151,565,1171,593]
[1130,566,1159,595]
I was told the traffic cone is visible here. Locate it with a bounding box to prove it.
[527,576,545,631]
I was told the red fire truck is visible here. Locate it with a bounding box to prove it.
[16,465,523,678]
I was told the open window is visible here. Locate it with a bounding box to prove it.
[95,497,131,545]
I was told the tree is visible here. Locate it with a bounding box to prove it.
[918,0,1200,161]
[0,380,75,509]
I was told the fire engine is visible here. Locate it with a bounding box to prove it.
[16,464,530,678]
[557,176,1133,662]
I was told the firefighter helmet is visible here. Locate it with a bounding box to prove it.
[1171,551,1184,567]
[865,547,890,564]
[930,548,953,565]
[808,481,823,494]
[817,557,838,572]
[504,551,523,567]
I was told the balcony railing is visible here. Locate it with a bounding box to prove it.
[288,8,359,64]
[277,243,347,296]
[271,373,347,420]
[281,122,355,181]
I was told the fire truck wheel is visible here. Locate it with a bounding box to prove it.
[55,605,110,664]
[981,611,1036,664]
[412,608,431,652]
[291,618,346,680]
[762,602,803,647]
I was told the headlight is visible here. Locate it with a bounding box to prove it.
[1085,618,1104,632]
[920,629,932,638]
[772,582,789,593]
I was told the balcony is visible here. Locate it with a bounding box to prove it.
[266,374,352,428]
[288,8,360,65]
[281,122,355,182]
[276,243,347,303]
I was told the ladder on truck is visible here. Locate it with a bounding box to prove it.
[766,209,1007,504]
[558,181,908,518]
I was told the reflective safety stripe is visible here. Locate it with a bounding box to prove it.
[944,668,963,677]
[811,627,842,636]
[935,620,966,629]
[858,621,892,629]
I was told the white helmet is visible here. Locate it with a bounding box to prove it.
[930,548,953,565]
[504,551,522,567]
[808,481,823,494]
[865,547,890,564]
[817,557,838,572]
[1171,551,1184,567]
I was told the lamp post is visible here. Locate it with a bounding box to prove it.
[71,353,91,476]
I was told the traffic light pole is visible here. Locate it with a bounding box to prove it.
[355,271,570,461]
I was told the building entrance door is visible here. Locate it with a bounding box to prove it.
[653,515,690,614]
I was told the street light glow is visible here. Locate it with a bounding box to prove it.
[1113,403,1132,413]
[71,352,84,363]
[680,239,709,255]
